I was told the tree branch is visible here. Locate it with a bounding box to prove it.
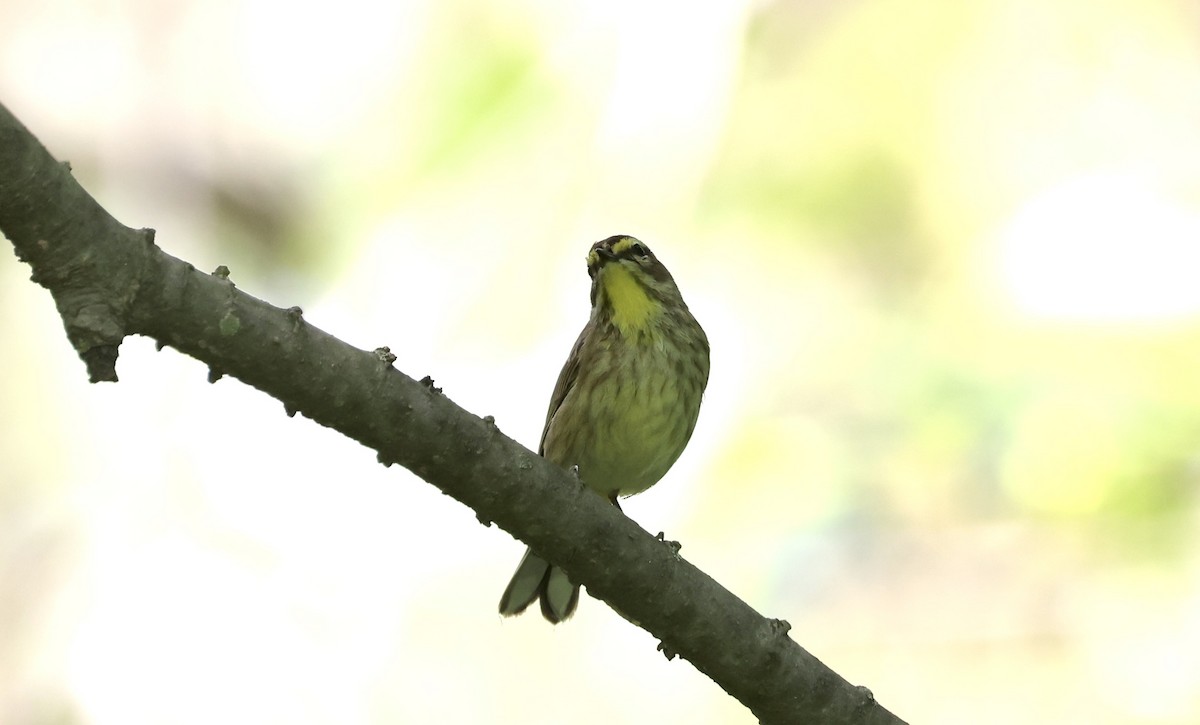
[0,100,906,725]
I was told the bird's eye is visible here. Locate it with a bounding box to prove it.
[629,243,648,258]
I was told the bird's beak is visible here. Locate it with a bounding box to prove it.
[587,245,618,275]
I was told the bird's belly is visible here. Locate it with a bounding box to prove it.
[544,363,698,499]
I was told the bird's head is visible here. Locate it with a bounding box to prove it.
[586,235,683,335]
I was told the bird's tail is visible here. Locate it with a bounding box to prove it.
[498,548,579,623]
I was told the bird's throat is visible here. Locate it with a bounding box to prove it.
[602,266,657,335]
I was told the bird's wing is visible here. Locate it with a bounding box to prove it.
[537,321,591,456]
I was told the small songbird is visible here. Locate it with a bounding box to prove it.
[498,235,710,622]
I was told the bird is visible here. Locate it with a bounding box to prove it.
[498,234,709,623]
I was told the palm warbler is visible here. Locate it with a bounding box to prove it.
[498,235,710,623]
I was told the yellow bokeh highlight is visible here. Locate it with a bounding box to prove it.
[1002,392,1131,515]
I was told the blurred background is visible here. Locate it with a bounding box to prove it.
[3,0,1200,722]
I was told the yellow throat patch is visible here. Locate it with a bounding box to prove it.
[601,264,658,334]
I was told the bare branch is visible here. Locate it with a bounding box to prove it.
[0,100,906,725]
